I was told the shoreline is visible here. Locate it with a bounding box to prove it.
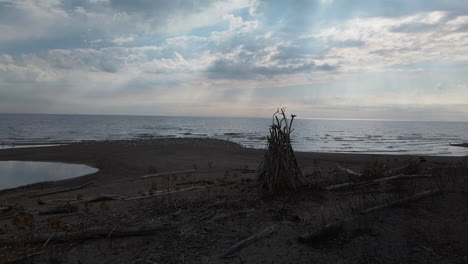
[0,138,467,263]
[1,137,467,157]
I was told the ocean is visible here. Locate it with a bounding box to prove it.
[0,113,467,156]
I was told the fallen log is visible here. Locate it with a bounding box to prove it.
[30,182,95,198]
[223,224,276,258]
[141,170,207,179]
[360,189,441,214]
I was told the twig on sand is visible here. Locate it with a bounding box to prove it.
[207,209,255,223]
[124,186,203,201]
[418,244,440,257]
[7,250,46,263]
[141,170,207,179]
[30,182,95,198]
[42,233,55,248]
[222,224,276,258]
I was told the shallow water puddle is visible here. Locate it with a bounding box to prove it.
[0,161,98,190]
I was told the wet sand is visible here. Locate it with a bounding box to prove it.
[0,138,467,263]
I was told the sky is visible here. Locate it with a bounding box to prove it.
[1,0,468,121]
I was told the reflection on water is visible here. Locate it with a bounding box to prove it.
[0,161,98,190]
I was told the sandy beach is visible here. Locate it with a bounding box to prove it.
[1,138,467,263]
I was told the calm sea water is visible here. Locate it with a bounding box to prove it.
[0,114,467,156]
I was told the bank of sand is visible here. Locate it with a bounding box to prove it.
[0,138,467,263]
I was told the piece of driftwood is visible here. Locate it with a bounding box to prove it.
[38,203,78,215]
[383,157,426,177]
[230,168,256,173]
[44,194,125,205]
[207,209,255,223]
[19,223,176,244]
[123,186,202,201]
[30,182,95,198]
[360,189,441,214]
[325,174,432,191]
[298,221,345,243]
[177,180,213,186]
[0,206,12,213]
[141,170,207,179]
[337,164,362,178]
[223,224,276,257]
[7,250,46,263]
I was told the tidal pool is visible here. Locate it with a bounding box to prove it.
[0,161,98,190]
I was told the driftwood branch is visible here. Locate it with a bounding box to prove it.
[361,189,441,214]
[337,164,362,178]
[298,221,346,243]
[44,194,125,204]
[123,186,202,201]
[2,223,176,245]
[223,224,276,257]
[7,250,47,263]
[207,209,255,223]
[38,203,78,215]
[141,170,207,179]
[324,174,432,191]
[30,182,95,198]
[300,188,441,243]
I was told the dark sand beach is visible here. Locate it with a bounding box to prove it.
[1,139,468,263]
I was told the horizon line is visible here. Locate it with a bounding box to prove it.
[1,112,467,123]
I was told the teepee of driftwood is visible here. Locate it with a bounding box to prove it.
[256,108,309,193]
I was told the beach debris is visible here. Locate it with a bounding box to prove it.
[4,222,176,245]
[207,209,255,223]
[38,202,78,215]
[43,194,125,205]
[141,169,207,179]
[298,220,345,244]
[300,188,441,244]
[383,157,427,177]
[222,224,276,258]
[4,250,46,263]
[0,206,12,213]
[324,174,433,191]
[337,164,363,180]
[123,186,203,201]
[360,188,441,214]
[29,181,95,198]
[257,108,310,193]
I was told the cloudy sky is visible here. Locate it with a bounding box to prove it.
[1,0,468,121]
